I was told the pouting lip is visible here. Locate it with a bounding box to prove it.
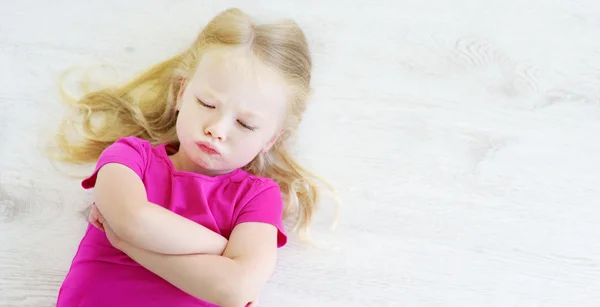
[196,141,220,155]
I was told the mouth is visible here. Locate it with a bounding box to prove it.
[196,142,220,155]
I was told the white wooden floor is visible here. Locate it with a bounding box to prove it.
[2,1,600,306]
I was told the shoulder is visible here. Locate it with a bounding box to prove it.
[100,136,162,164]
[230,170,281,201]
[81,136,156,189]
[230,171,287,247]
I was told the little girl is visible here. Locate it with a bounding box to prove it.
[53,8,327,307]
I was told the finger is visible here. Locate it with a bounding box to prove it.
[89,209,99,221]
[89,213,99,225]
[91,220,105,231]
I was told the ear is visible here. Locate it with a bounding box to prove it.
[262,128,285,154]
[176,78,188,111]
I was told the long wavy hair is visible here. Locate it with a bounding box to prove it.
[49,8,336,238]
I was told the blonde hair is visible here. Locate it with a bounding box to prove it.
[51,8,335,237]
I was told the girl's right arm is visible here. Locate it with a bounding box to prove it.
[93,163,228,256]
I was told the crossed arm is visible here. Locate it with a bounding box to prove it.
[91,163,279,307]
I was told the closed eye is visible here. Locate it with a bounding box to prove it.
[197,98,215,109]
[237,120,256,131]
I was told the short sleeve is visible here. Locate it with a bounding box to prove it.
[81,136,148,189]
[234,183,288,248]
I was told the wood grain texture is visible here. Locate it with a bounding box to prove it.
[1,0,600,306]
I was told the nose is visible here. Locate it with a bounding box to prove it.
[204,115,228,141]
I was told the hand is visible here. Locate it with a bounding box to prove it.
[102,220,123,250]
[89,204,106,231]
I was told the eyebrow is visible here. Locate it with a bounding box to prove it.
[239,110,263,120]
[199,86,222,104]
[198,86,263,120]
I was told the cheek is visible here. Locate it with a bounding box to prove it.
[174,116,185,140]
[177,103,200,126]
[238,134,271,152]
[175,111,195,139]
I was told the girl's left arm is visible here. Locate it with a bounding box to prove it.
[107,221,278,307]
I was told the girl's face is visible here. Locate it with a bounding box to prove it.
[173,47,288,176]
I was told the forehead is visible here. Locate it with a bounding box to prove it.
[191,46,288,117]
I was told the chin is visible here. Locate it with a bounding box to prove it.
[194,151,232,171]
[193,152,218,168]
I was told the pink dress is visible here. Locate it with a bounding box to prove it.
[56,136,287,307]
